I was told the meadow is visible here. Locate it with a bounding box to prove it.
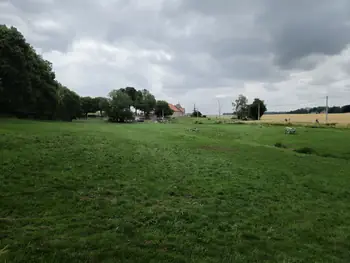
[1,118,350,262]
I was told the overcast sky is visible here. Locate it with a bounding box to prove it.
[1,0,350,113]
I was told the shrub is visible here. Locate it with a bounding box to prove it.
[229,121,245,125]
[294,147,315,155]
[214,120,222,124]
[274,142,287,148]
[202,115,207,118]
[194,120,203,124]
[207,118,211,120]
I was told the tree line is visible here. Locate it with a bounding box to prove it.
[0,25,174,122]
[288,105,350,114]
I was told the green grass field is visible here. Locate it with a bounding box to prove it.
[1,118,350,262]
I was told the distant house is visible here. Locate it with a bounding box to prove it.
[169,103,185,117]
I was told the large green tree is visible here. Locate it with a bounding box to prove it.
[56,85,81,121]
[80,96,95,118]
[248,98,267,120]
[137,89,156,118]
[96,97,109,117]
[107,89,133,122]
[124,87,137,105]
[155,100,173,117]
[81,96,108,117]
[134,90,143,114]
[121,86,138,114]
[232,94,248,119]
[0,25,32,114]
[0,25,81,121]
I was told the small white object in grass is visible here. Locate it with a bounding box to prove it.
[285,127,296,134]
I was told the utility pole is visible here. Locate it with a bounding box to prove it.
[193,103,199,118]
[217,99,221,117]
[325,96,328,123]
[258,102,260,121]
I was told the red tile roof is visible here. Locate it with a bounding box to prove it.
[178,107,185,113]
[169,103,183,112]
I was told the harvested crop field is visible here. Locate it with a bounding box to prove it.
[261,113,350,125]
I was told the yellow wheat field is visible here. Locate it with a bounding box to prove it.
[261,113,350,125]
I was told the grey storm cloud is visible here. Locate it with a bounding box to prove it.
[1,0,350,112]
[260,0,350,69]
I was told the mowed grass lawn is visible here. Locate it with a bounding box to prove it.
[1,119,350,263]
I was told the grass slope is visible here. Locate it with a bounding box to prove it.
[1,119,350,262]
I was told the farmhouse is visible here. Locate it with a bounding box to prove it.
[169,103,185,117]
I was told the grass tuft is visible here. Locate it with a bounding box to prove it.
[294,147,315,154]
[274,142,287,148]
